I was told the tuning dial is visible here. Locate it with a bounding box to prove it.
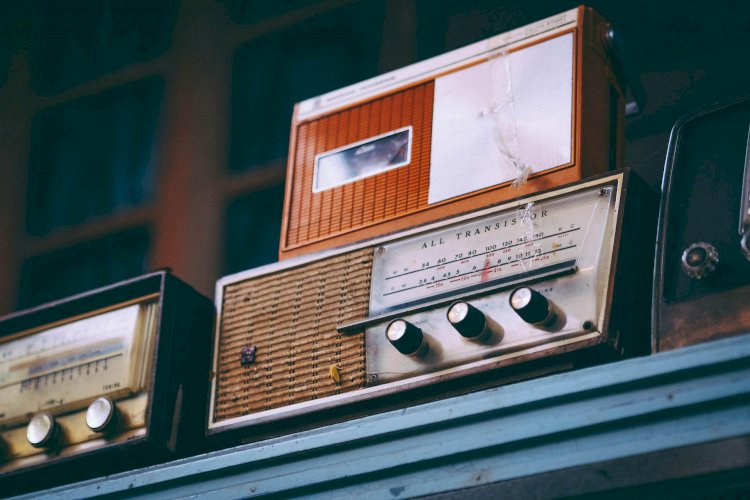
[510,287,556,326]
[447,301,497,341]
[386,319,427,357]
[86,397,118,433]
[681,242,719,279]
[27,413,58,448]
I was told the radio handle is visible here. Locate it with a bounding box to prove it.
[606,28,646,117]
[740,125,750,235]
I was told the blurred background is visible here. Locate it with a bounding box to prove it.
[0,0,748,314]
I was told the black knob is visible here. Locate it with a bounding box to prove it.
[681,242,718,279]
[447,301,488,340]
[386,319,425,356]
[510,287,555,326]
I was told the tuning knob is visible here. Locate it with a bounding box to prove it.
[446,301,497,341]
[386,319,427,357]
[86,397,118,433]
[681,242,719,279]
[510,287,556,326]
[27,412,59,448]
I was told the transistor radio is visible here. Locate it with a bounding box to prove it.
[0,271,214,495]
[209,170,654,439]
[653,94,750,351]
[279,6,626,260]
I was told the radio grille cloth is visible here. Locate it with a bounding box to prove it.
[214,248,373,422]
[286,82,434,248]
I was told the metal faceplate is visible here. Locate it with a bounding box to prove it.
[365,180,620,384]
[0,296,159,470]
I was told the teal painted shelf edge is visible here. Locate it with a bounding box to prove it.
[18,333,750,499]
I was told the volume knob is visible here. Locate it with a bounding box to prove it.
[447,301,497,341]
[510,287,556,326]
[27,412,58,448]
[86,396,118,433]
[386,319,427,357]
[681,242,719,279]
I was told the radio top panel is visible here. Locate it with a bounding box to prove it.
[279,6,626,259]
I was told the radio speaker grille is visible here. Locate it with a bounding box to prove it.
[285,82,434,249]
[214,248,373,423]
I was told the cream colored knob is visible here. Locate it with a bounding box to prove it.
[27,413,58,448]
[86,397,117,433]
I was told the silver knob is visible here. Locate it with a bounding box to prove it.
[86,397,117,433]
[27,413,58,448]
[681,242,719,279]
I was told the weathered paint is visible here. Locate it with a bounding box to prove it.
[16,333,750,499]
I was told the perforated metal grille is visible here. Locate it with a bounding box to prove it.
[285,82,434,249]
[213,248,373,423]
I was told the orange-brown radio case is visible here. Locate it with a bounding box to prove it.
[279,6,625,260]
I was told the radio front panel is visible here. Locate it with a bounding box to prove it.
[359,186,615,383]
[0,299,157,462]
[210,170,653,434]
[279,6,626,259]
[0,272,214,495]
[213,249,372,422]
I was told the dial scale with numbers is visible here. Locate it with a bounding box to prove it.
[0,271,214,496]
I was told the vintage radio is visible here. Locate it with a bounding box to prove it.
[0,271,214,495]
[209,170,654,439]
[279,6,627,260]
[653,94,750,351]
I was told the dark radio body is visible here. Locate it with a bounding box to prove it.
[653,94,750,351]
[208,170,655,442]
[0,272,214,495]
